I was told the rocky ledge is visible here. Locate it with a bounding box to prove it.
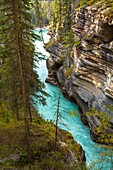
[45,1,113,143]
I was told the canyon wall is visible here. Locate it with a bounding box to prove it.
[46,2,113,141]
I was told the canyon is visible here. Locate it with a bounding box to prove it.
[45,1,113,142]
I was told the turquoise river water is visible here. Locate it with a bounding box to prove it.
[34,29,113,170]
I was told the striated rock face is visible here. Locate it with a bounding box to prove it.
[46,2,113,141]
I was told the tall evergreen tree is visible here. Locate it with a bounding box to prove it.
[31,0,42,27]
[52,0,73,28]
[0,0,48,159]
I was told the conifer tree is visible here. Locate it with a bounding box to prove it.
[0,0,48,159]
[52,0,73,28]
[31,0,42,27]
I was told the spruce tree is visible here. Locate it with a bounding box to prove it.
[52,0,73,28]
[0,0,48,159]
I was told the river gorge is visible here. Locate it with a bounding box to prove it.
[34,29,113,170]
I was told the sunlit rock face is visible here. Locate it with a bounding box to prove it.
[70,5,113,126]
[46,3,113,137]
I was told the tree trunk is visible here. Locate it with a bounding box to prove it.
[12,0,30,160]
[55,94,61,151]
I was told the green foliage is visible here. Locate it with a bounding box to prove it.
[80,0,87,6]
[65,65,74,77]
[51,0,61,27]
[0,0,48,122]
[75,40,81,47]
[0,1,50,161]
[0,118,86,170]
[40,0,51,26]
[63,30,75,48]
[51,0,73,28]
[30,0,43,26]
[86,106,113,168]
[86,106,113,144]
[87,0,103,5]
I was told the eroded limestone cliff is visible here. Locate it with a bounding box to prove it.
[46,1,113,142]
